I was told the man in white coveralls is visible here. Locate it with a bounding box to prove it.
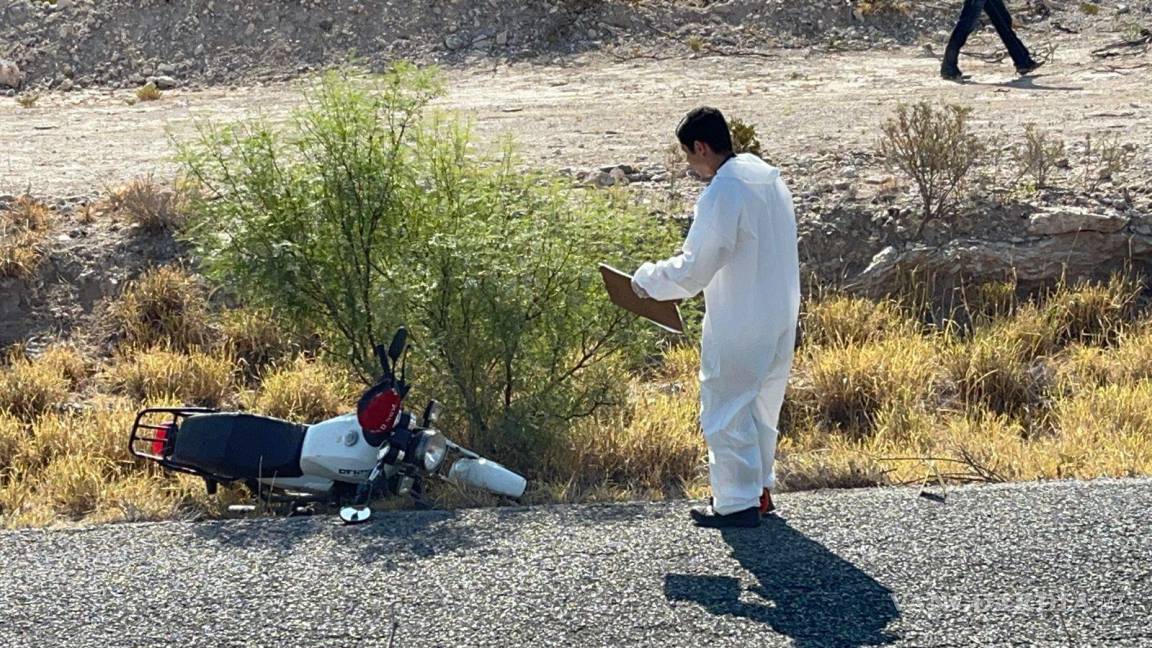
[632,107,800,529]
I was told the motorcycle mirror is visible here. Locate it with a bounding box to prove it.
[422,400,443,426]
[339,505,373,525]
[388,327,408,364]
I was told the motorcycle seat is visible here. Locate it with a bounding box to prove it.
[171,413,307,480]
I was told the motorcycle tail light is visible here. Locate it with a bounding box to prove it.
[151,423,174,457]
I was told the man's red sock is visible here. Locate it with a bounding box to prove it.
[759,488,775,515]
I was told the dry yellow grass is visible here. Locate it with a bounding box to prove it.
[4,276,1151,528]
[800,294,920,348]
[1,461,224,528]
[7,413,80,476]
[0,406,156,526]
[136,82,162,102]
[32,454,112,518]
[107,266,213,350]
[776,435,892,491]
[789,336,941,439]
[985,302,1065,362]
[1053,326,1152,389]
[108,176,189,232]
[105,347,236,408]
[0,351,72,421]
[35,343,92,389]
[943,330,1040,415]
[962,279,1019,323]
[0,230,46,278]
[3,195,54,230]
[247,357,356,422]
[86,472,248,525]
[1046,382,1152,478]
[0,195,54,279]
[0,413,24,474]
[1041,273,1141,346]
[216,307,295,378]
[545,345,706,495]
[1,407,136,478]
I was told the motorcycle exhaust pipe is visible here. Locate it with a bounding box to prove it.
[446,458,527,498]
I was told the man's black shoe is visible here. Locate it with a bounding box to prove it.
[690,506,761,528]
[940,65,969,82]
[1016,60,1043,76]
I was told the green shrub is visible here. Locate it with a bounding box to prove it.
[729,118,764,159]
[180,65,679,465]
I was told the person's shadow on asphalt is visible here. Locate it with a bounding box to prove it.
[663,516,900,647]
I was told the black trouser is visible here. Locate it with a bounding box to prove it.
[943,0,1033,69]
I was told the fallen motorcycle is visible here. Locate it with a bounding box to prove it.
[129,327,527,524]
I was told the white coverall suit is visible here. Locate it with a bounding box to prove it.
[634,153,800,515]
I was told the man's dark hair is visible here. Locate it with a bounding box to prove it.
[676,107,733,154]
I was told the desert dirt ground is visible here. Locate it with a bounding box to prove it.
[1,39,1149,198]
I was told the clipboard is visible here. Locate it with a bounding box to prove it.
[598,264,685,334]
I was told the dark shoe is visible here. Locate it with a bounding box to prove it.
[940,65,969,82]
[759,489,776,516]
[690,506,761,528]
[1016,60,1043,76]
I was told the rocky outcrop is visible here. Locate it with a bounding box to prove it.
[850,225,1152,292]
[0,0,964,90]
[1026,206,1129,236]
[0,60,23,89]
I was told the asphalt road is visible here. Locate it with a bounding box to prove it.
[2,479,1150,647]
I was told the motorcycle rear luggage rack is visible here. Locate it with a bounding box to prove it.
[128,406,218,476]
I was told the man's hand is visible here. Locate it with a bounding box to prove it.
[632,277,651,300]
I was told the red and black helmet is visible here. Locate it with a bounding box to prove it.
[357,378,402,445]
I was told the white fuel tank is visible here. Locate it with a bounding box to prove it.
[297,413,380,483]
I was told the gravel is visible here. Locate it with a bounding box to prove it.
[2,478,1150,647]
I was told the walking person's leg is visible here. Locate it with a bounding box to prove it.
[983,0,1042,73]
[942,0,988,79]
